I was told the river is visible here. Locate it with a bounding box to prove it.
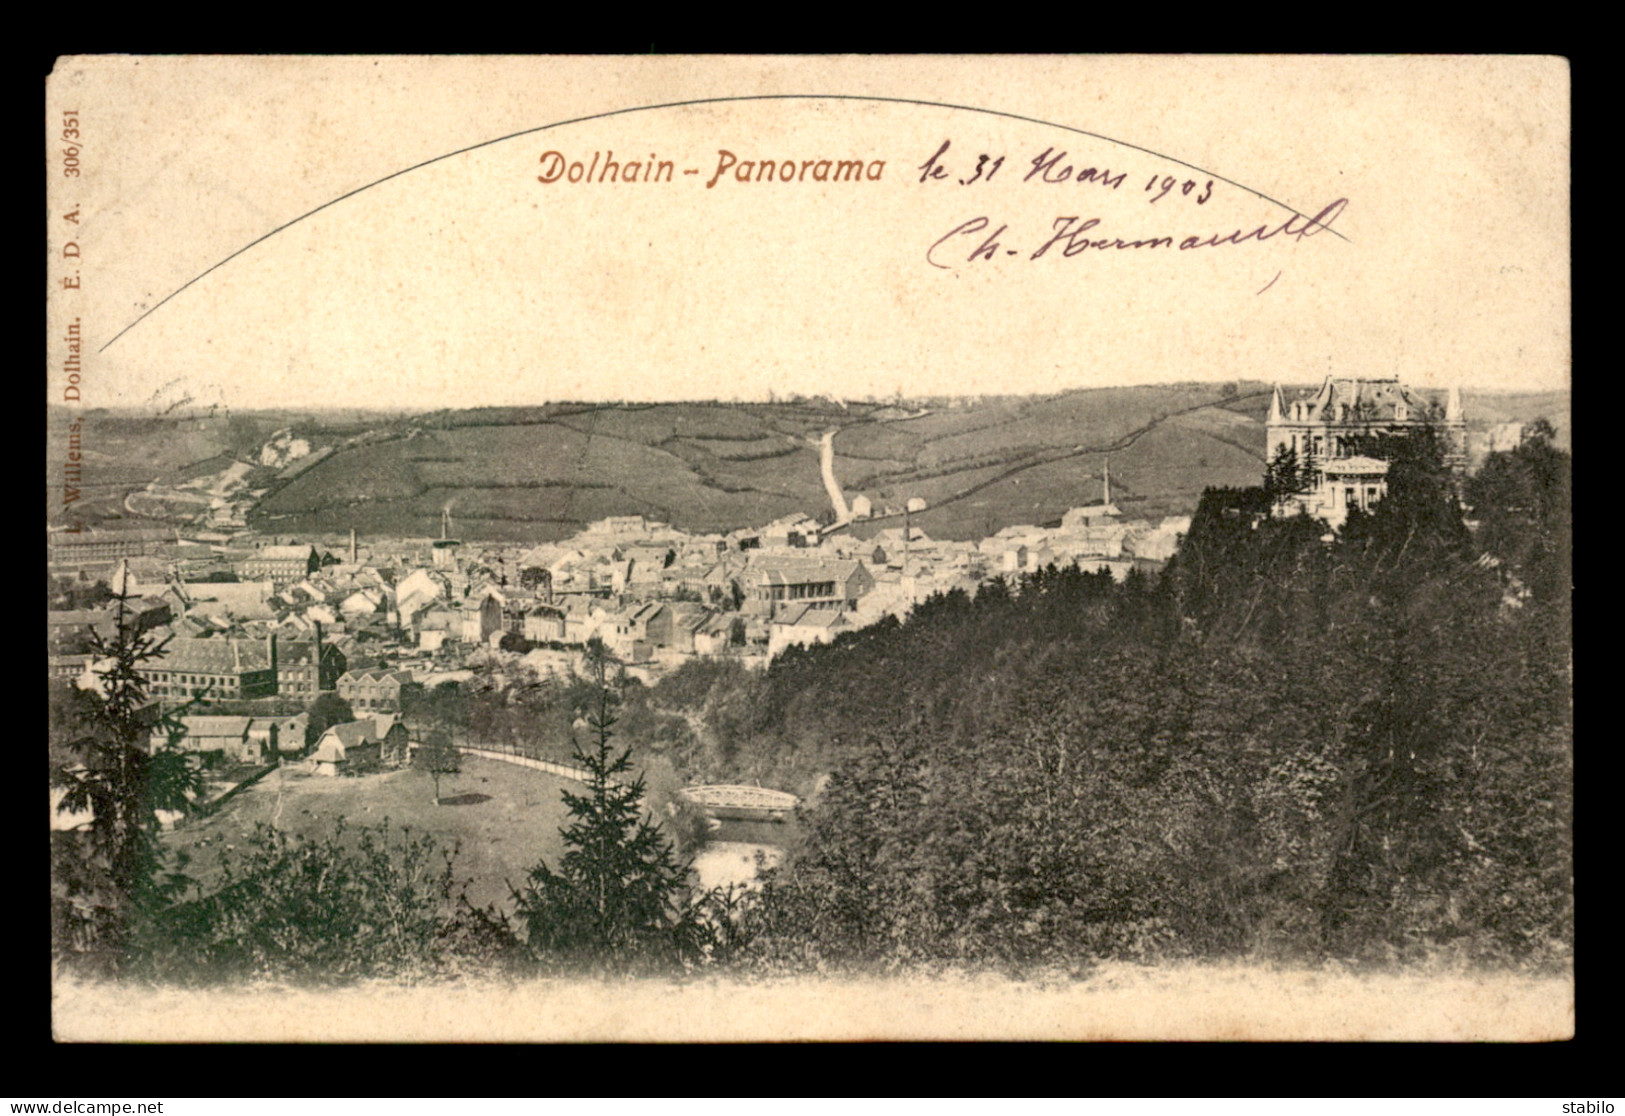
[688,816,790,889]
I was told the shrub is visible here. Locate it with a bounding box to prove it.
[135,819,492,983]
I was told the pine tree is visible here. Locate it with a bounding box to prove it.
[50,569,202,969]
[1264,444,1302,508]
[514,640,713,971]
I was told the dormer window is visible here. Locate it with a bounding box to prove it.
[1395,405,1407,421]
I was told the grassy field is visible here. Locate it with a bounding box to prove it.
[253,388,1258,541]
[163,755,574,911]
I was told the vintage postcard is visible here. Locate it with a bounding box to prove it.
[46,55,1572,1042]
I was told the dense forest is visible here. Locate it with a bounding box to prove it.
[51,424,1571,980]
[662,425,1573,970]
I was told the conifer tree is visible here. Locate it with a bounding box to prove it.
[50,567,202,969]
[1264,444,1302,508]
[514,639,712,971]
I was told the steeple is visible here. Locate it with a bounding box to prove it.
[1313,374,1335,413]
[1267,384,1284,424]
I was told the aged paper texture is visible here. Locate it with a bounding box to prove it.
[47,55,1571,1042]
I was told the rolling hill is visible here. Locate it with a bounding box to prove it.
[245,385,1277,541]
[48,384,1570,543]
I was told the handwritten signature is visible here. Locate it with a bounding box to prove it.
[926,200,1349,269]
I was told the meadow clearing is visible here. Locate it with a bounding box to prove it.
[163,754,575,912]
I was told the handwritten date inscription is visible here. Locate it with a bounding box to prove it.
[918,140,1214,206]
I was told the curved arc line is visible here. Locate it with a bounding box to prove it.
[100,93,1348,353]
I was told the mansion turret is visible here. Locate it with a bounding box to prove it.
[1267,376,1466,528]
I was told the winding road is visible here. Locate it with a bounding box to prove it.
[818,429,850,526]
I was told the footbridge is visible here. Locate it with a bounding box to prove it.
[680,784,800,822]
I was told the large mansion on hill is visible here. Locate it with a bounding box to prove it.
[1267,376,1467,528]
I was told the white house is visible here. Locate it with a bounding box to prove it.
[767,604,852,659]
[339,587,386,616]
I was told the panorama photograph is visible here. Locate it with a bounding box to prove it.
[46,55,1571,1042]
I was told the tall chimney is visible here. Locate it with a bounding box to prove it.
[267,632,278,689]
[350,528,357,565]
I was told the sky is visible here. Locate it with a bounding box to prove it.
[49,56,1571,413]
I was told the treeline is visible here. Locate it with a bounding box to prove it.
[660,427,1573,970]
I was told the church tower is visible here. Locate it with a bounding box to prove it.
[432,507,462,569]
